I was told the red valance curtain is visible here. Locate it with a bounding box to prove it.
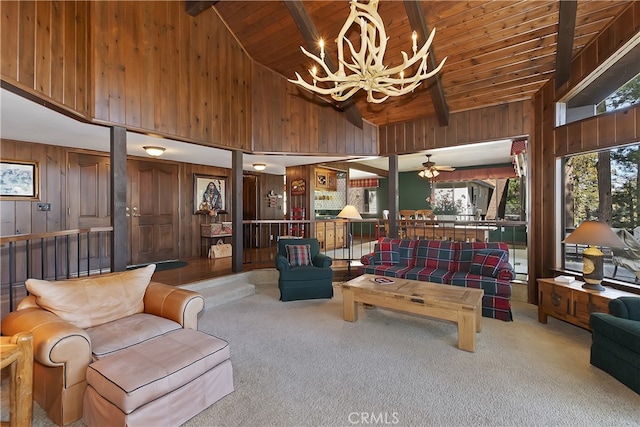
[349,178,379,188]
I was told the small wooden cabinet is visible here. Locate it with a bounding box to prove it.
[315,220,345,251]
[537,278,636,330]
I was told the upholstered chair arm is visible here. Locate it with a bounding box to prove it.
[496,262,516,281]
[361,253,375,266]
[609,296,640,321]
[1,307,91,388]
[312,253,332,268]
[275,254,291,271]
[143,282,204,330]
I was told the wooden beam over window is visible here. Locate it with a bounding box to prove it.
[555,0,577,89]
[185,1,217,17]
[403,0,449,127]
[284,0,363,129]
[325,161,389,178]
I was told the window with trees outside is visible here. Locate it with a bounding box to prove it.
[561,72,640,286]
[563,145,640,284]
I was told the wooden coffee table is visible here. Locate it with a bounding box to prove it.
[342,274,484,352]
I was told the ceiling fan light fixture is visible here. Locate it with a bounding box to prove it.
[143,146,166,157]
[418,169,439,179]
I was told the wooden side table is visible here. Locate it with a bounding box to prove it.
[537,277,638,330]
[1,332,34,427]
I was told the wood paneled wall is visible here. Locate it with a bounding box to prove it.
[251,63,378,156]
[530,2,640,302]
[90,1,252,150]
[378,100,531,155]
[1,1,91,116]
[557,2,640,101]
[0,140,67,236]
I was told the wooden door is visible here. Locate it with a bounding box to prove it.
[128,160,179,265]
[67,152,112,272]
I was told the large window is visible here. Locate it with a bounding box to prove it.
[563,144,640,283]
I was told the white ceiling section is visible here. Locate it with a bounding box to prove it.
[1,88,515,177]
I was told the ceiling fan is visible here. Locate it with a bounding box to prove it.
[418,154,455,179]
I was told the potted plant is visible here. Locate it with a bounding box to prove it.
[428,193,466,222]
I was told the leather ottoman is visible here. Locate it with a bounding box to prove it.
[83,328,234,426]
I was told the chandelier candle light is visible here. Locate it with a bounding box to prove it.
[289,0,447,103]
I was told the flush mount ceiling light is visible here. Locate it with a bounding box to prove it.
[143,146,166,157]
[253,163,266,171]
[289,0,446,103]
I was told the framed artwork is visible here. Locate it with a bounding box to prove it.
[0,160,40,200]
[193,174,228,214]
[290,179,305,195]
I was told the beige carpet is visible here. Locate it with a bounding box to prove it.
[9,280,640,426]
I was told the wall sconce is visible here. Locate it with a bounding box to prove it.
[253,163,266,171]
[143,146,166,157]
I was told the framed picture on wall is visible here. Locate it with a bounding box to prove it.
[0,160,40,200]
[193,174,228,214]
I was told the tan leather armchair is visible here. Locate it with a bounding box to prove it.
[1,280,204,426]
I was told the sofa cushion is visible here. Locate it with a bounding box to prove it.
[469,251,507,278]
[286,244,312,266]
[360,264,412,278]
[404,267,452,284]
[454,242,510,273]
[378,238,418,267]
[25,265,156,329]
[373,242,400,265]
[414,239,456,270]
[87,313,182,360]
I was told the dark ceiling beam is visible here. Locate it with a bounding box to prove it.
[403,0,449,127]
[185,1,217,17]
[555,0,577,89]
[325,162,389,178]
[284,0,364,129]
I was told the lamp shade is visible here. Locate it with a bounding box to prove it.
[338,205,362,220]
[253,163,266,171]
[562,221,625,248]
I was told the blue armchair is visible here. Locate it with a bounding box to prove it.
[590,296,640,394]
[275,238,333,301]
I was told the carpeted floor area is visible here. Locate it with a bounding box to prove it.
[12,278,640,426]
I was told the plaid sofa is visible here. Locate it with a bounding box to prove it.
[360,238,516,321]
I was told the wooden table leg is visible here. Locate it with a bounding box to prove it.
[475,298,482,332]
[457,310,476,352]
[342,288,358,322]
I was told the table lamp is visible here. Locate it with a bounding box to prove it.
[338,205,362,279]
[562,221,626,291]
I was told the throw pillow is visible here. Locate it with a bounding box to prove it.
[469,251,506,277]
[374,242,400,265]
[286,244,312,266]
[26,264,156,329]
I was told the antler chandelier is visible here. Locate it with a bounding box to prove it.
[289,0,446,104]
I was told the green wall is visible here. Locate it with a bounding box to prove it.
[399,172,432,210]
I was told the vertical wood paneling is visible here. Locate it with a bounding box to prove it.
[34,1,51,95]
[1,1,19,80]
[18,1,35,88]
[63,1,77,109]
[124,2,141,127]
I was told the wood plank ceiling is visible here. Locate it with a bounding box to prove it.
[214,0,630,127]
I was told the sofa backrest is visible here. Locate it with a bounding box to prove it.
[414,239,456,270]
[454,242,510,273]
[379,237,418,267]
